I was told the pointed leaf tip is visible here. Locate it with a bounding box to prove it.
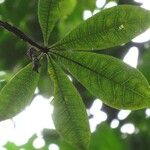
[52,5,150,51]
[48,58,91,149]
[38,0,61,45]
[38,0,75,46]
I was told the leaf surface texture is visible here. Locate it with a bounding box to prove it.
[53,51,150,110]
[0,64,39,121]
[52,5,150,50]
[38,0,61,45]
[48,58,90,149]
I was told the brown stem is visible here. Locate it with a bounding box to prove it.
[0,20,48,53]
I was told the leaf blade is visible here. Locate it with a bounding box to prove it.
[53,51,150,110]
[38,0,61,45]
[38,55,54,98]
[48,58,90,150]
[0,64,39,121]
[89,123,127,150]
[51,5,150,50]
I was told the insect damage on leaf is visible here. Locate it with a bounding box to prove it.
[27,47,41,72]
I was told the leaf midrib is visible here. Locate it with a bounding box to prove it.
[53,52,148,99]
[50,59,83,140]
[51,20,140,49]
[45,0,51,45]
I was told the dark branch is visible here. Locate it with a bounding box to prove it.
[0,20,48,53]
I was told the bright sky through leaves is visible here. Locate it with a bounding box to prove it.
[49,144,59,150]
[0,0,4,4]
[1,0,150,148]
[123,47,139,68]
[120,123,135,134]
[110,119,120,129]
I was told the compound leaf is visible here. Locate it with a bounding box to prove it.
[53,51,150,110]
[0,64,39,121]
[51,5,150,50]
[48,58,90,150]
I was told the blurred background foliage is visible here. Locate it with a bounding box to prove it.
[0,0,150,150]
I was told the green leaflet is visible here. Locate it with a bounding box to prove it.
[38,0,76,46]
[52,51,150,110]
[89,123,126,150]
[59,0,77,19]
[51,5,150,50]
[0,64,39,121]
[0,81,6,91]
[38,0,61,46]
[48,58,90,150]
[38,55,53,98]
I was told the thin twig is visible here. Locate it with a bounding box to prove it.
[0,20,48,53]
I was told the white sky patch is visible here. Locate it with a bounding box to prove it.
[89,118,97,133]
[67,75,72,81]
[134,0,150,9]
[13,95,55,131]
[0,120,14,146]
[132,0,150,43]
[89,111,107,132]
[0,147,6,150]
[0,95,55,146]
[141,1,150,10]
[0,79,5,82]
[96,0,106,8]
[89,99,107,132]
[0,0,5,4]
[33,137,45,149]
[134,0,144,2]
[117,110,131,120]
[83,10,92,20]
[104,2,117,9]
[132,28,150,43]
[9,131,29,146]
[34,87,39,94]
[95,111,107,122]
[110,119,119,129]
[93,9,100,15]
[90,99,103,115]
[120,123,135,134]
[123,47,139,68]
[0,71,6,76]
[118,24,124,30]
[86,109,91,117]
[145,108,150,117]
[49,144,59,150]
